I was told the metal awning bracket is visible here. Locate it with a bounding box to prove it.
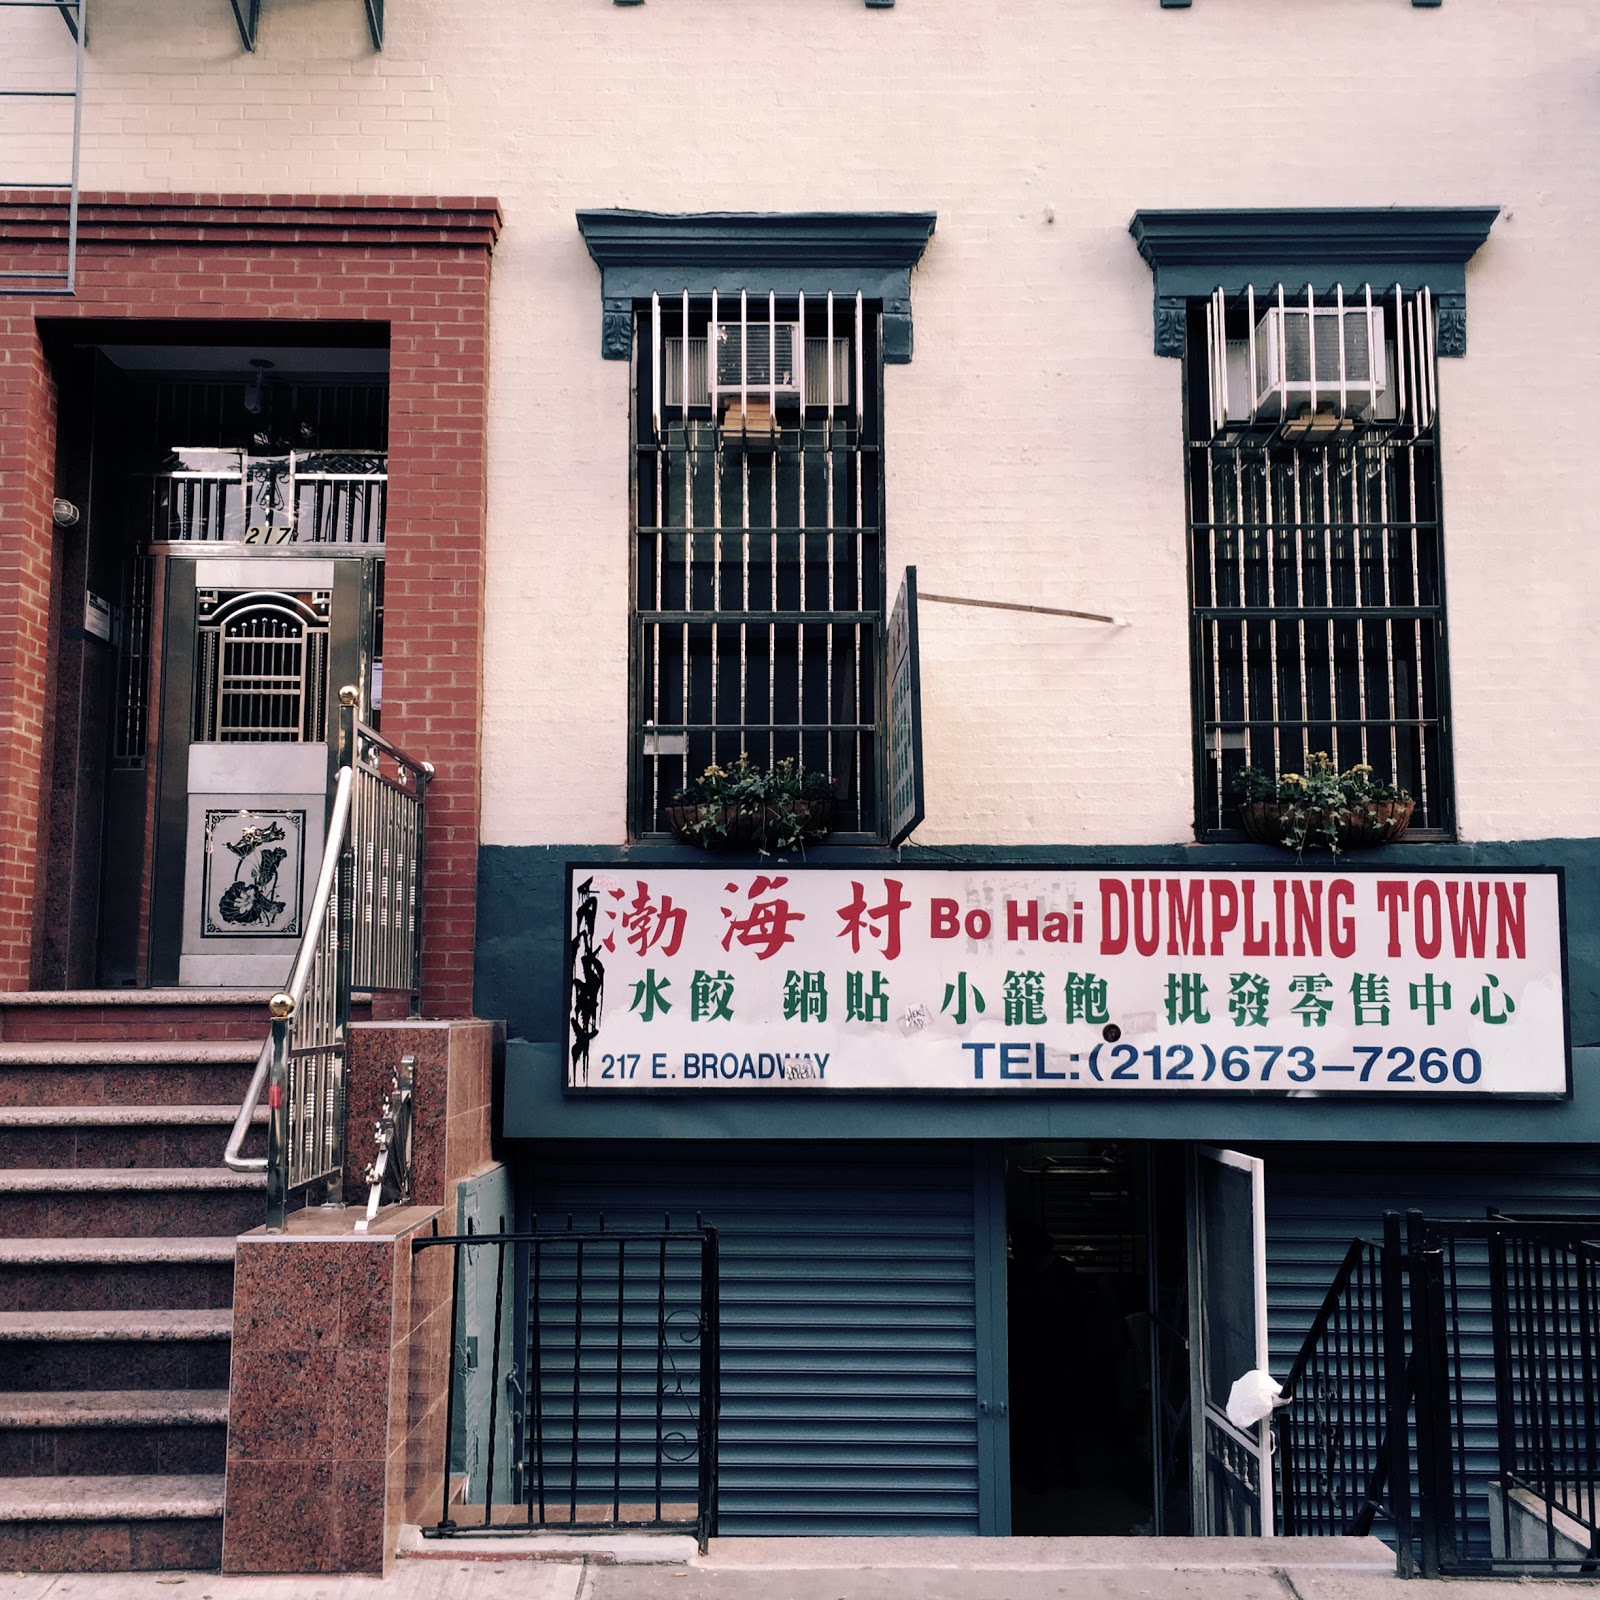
[228,0,259,50]
[224,0,383,51]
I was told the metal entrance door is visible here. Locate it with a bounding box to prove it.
[1187,1145,1272,1535]
[150,554,374,986]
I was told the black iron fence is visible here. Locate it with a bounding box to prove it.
[414,1219,720,1551]
[1277,1211,1600,1577]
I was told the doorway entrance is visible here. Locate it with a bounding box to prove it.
[38,329,389,989]
[1003,1141,1273,1538]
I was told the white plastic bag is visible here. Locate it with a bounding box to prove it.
[1226,1368,1284,1429]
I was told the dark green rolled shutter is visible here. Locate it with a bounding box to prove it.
[523,1141,982,1534]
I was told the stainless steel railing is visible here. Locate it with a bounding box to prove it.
[224,686,432,1231]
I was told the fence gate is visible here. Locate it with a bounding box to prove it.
[1275,1211,1600,1578]
[416,1220,720,1550]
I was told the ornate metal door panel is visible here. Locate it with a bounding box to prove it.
[151,554,369,987]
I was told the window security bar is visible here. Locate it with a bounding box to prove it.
[633,290,884,838]
[1188,285,1450,837]
[1202,283,1436,440]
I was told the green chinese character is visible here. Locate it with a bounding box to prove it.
[1062,972,1109,1026]
[690,968,735,1022]
[1409,974,1453,1025]
[628,968,672,1021]
[1470,973,1515,1025]
[1349,973,1391,1027]
[1228,973,1270,1027]
[1003,970,1048,1026]
[845,970,890,1023]
[1288,974,1333,1027]
[783,970,828,1023]
[1164,972,1210,1026]
[941,973,987,1026]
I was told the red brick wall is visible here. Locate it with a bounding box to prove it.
[0,194,501,1017]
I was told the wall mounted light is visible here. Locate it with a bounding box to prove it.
[243,356,275,416]
[52,498,80,528]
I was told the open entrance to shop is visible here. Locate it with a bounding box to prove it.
[1005,1140,1271,1538]
[1004,1142,1174,1534]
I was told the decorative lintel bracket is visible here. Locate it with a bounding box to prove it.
[1128,206,1498,357]
[576,209,937,363]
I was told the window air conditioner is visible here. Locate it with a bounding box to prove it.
[1251,304,1389,420]
[710,320,802,411]
[662,330,854,413]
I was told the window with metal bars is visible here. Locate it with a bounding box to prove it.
[1186,284,1452,838]
[631,290,884,838]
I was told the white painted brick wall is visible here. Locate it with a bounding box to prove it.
[6,0,1596,846]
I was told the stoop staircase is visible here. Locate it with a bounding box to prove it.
[0,991,271,1572]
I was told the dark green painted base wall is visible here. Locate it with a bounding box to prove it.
[476,836,1600,1047]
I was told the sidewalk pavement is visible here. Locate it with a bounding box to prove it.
[4,1537,1595,1600]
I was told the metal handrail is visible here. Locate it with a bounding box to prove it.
[224,686,432,1230]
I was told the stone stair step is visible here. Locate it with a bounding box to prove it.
[0,1307,234,1339]
[0,1235,239,1263]
[0,989,276,1047]
[0,1166,265,1190]
[0,1040,262,1108]
[0,1309,233,1393]
[0,1473,225,1571]
[0,1236,238,1313]
[0,1392,229,1478]
[0,1168,267,1241]
[0,1104,267,1168]
[0,1389,229,1427]
[0,1471,226,1518]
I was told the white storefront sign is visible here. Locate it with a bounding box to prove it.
[565,866,1568,1096]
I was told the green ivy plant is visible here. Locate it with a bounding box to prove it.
[669,755,836,855]
[1232,752,1412,857]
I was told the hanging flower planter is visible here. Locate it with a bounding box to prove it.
[1232,755,1414,857]
[667,757,836,855]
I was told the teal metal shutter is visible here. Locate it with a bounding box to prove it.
[1266,1146,1600,1369]
[523,1141,982,1534]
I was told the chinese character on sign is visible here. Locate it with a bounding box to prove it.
[1003,970,1048,1026]
[720,876,804,961]
[845,970,890,1023]
[836,878,911,961]
[1288,974,1334,1028]
[1349,973,1391,1027]
[628,968,671,1021]
[782,970,829,1023]
[1409,974,1453,1025]
[1062,972,1109,1026]
[690,968,735,1022]
[1470,973,1516,1025]
[1164,973,1210,1026]
[621,882,687,958]
[1227,973,1271,1028]
[941,972,987,1025]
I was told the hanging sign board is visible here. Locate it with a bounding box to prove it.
[565,865,1568,1097]
[886,567,924,846]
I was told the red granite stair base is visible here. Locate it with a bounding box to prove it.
[0,992,267,1573]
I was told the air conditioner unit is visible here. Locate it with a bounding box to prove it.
[662,336,709,408]
[710,320,802,411]
[1251,304,1389,420]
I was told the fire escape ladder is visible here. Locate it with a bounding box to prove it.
[0,0,83,295]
